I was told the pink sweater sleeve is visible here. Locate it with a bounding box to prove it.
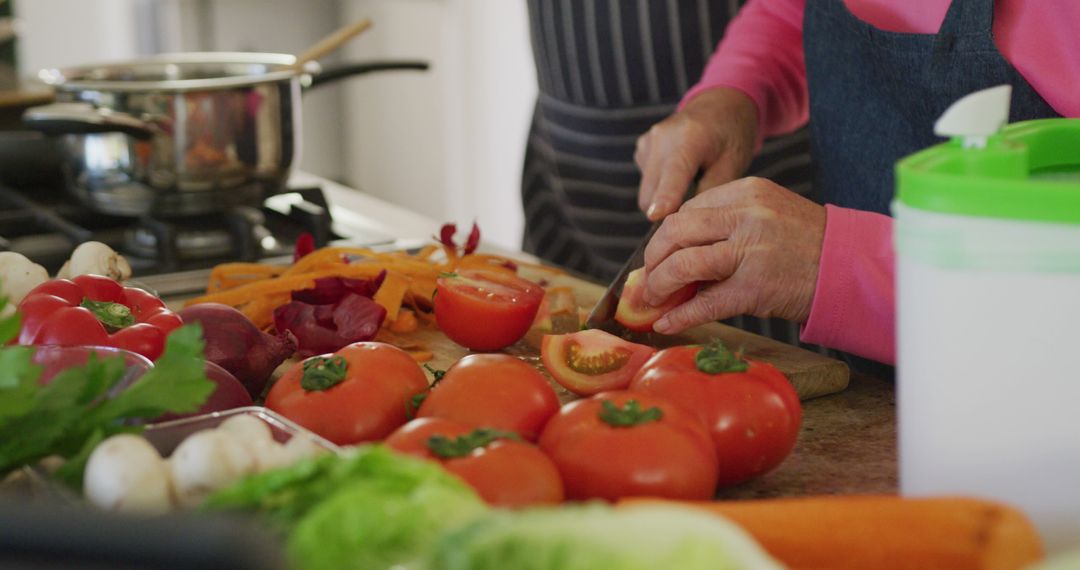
[800,206,896,365]
[680,0,809,138]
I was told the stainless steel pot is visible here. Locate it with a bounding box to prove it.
[22,53,426,217]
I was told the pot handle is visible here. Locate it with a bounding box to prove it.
[22,102,157,140]
[307,60,430,89]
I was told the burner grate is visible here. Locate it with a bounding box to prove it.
[0,183,342,276]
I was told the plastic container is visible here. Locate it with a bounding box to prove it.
[895,87,1080,552]
[143,406,341,456]
[6,407,340,505]
[31,345,152,392]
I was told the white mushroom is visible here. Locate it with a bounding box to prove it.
[0,252,49,315]
[57,241,132,281]
[282,435,330,463]
[83,434,175,515]
[218,415,274,445]
[217,415,296,473]
[249,439,294,473]
[169,429,256,508]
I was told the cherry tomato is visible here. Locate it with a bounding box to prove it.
[435,270,544,351]
[538,391,718,501]
[386,417,564,507]
[629,342,802,487]
[417,354,559,441]
[266,342,429,445]
[540,329,656,396]
[614,268,697,332]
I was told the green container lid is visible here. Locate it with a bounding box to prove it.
[896,119,1080,224]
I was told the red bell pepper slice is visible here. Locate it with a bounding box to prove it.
[17,274,183,361]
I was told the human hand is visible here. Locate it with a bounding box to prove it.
[635,87,758,221]
[641,176,826,334]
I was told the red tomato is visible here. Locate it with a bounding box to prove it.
[538,391,718,501]
[417,354,559,441]
[629,343,802,487]
[540,329,656,396]
[386,417,564,507]
[434,270,544,351]
[614,268,697,332]
[266,342,429,445]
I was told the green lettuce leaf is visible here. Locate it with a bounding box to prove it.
[205,445,488,570]
[427,503,783,570]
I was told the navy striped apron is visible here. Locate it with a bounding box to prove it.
[523,0,814,282]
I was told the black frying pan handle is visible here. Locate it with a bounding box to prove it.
[22,103,157,139]
[307,60,430,89]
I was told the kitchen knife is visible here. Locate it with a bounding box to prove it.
[585,181,698,335]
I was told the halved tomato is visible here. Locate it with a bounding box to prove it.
[614,268,697,333]
[541,329,656,396]
[435,269,545,351]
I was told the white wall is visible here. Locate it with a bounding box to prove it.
[339,0,536,250]
[14,0,140,73]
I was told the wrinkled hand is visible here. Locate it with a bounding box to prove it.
[642,177,827,334]
[635,87,758,221]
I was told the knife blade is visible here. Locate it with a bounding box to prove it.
[583,221,661,335]
[584,181,698,335]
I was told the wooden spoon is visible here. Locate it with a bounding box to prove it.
[292,18,373,72]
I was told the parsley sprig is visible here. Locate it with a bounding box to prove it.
[0,297,215,488]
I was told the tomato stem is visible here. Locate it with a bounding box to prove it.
[598,400,663,427]
[695,340,749,374]
[80,298,135,331]
[426,428,520,458]
[300,355,349,391]
[423,364,447,382]
[408,364,448,416]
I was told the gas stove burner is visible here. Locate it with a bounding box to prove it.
[1,180,357,277]
[123,207,272,268]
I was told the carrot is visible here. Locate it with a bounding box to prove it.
[284,247,380,276]
[414,244,440,260]
[372,272,410,321]
[185,264,388,307]
[207,262,287,293]
[240,293,291,330]
[455,253,519,274]
[406,350,433,363]
[619,495,1043,570]
[408,278,438,307]
[194,244,543,341]
[388,309,419,334]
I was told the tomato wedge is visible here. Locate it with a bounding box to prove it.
[614,268,697,333]
[435,270,545,351]
[541,329,656,396]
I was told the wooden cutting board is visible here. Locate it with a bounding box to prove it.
[398,271,849,403]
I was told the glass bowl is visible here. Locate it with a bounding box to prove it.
[31,345,153,395]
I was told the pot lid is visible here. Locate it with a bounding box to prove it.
[37,52,321,93]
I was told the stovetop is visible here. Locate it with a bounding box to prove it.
[0,181,400,297]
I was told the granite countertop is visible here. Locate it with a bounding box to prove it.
[715,373,898,499]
